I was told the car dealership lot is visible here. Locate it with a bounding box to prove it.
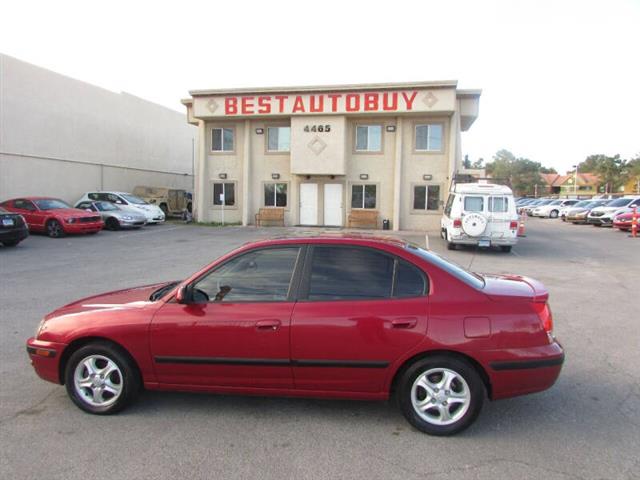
[1,220,639,480]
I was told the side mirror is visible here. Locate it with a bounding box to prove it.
[176,284,193,304]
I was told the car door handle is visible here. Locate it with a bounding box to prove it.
[256,320,281,331]
[391,318,418,329]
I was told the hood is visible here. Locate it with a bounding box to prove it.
[481,274,548,303]
[44,281,173,319]
[112,210,147,220]
[47,208,100,219]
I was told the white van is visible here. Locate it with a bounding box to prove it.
[441,183,519,252]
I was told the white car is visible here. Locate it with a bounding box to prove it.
[587,196,640,226]
[441,182,518,252]
[531,199,580,219]
[76,191,166,224]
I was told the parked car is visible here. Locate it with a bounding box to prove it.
[587,197,640,227]
[521,199,552,215]
[0,206,29,247]
[75,200,147,230]
[531,199,580,219]
[559,200,592,221]
[565,199,612,224]
[26,235,564,436]
[76,192,165,224]
[441,183,519,252]
[0,197,103,238]
[132,186,192,217]
[613,211,637,232]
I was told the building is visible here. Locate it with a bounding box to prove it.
[182,81,480,230]
[0,54,196,204]
[538,172,601,197]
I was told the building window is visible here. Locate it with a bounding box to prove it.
[264,183,287,207]
[355,125,382,152]
[267,127,291,152]
[213,182,235,206]
[415,124,443,152]
[413,185,440,210]
[212,128,234,152]
[351,184,377,209]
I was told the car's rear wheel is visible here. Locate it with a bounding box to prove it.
[500,245,512,253]
[398,356,485,436]
[550,210,559,218]
[46,219,65,238]
[64,342,140,415]
[106,217,120,230]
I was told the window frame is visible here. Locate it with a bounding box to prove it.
[212,181,238,208]
[266,125,291,153]
[354,124,383,153]
[211,126,235,153]
[414,123,445,153]
[188,245,305,304]
[297,245,428,302]
[263,181,289,208]
[350,183,378,210]
[411,183,442,213]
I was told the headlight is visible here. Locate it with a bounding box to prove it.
[35,319,45,338]
[121,215,133,220]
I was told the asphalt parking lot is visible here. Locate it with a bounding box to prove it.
[1,219,639,480]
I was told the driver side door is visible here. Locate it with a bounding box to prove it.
[150,246,303,389]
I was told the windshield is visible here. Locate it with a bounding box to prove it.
[149,281,180,301]
[408,245,485,289]
[121,194,148,205]
[95,201,118,212]
[536,200,553,206]
[34,199,71,210]
[548,200,562,205]
[607,198,632,207]
[573,201,590,208]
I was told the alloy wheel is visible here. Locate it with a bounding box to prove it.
[410,368,471,426]
[73,355,123,408]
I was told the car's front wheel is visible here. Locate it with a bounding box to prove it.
[64,342,140,414]
[550,210,559,218]
[46,219,65,238]
[398,356,485,436]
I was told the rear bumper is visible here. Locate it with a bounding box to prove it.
[0,226,29,243]
[26,337,66,384]
[477,341,565,400]
[449,234,518,247]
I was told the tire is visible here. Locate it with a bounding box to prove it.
[46,219,65,238]
[187,202,193,214]
[398,355,485,436]
[2,240,20,247]
[444,230,456,250]
[106,217,120,230]
[500,245,512,253]
[159,204,169,217]
[64,342,140,415]
[550,210,559,219]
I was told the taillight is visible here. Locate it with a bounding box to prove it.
[453,218,462,228]
[533,302,554,336]
[509,221,518,229]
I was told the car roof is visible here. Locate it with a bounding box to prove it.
[452,183,513,195]
[5,196,62,201]
[241,233,409,249]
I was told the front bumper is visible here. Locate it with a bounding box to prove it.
[587,216,613,225]
[613,221,632,230]
[63,222,104,234]
[26,337,67,384]
[476,341,565,400]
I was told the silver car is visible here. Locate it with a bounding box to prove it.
[75,200,147,230]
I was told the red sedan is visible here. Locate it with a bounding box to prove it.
[26,235,564,435]
[613,211,637,231]
[1,197,103,237]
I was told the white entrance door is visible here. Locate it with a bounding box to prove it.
[299,183,318,225]
[323,183,343,227]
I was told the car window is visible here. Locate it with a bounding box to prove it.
[394,260,426,297]
[464,196,484,212]
[121,194,147,205]
[14,199,37,211]
[96,201,118,211]
[408,245,485,290]
[488,196,509,212]
[307,247,394,300]
[33,199,71,210]
[444,194,455,217]
[607,198,631,207]
[88,193,99,200]
[194,247,300,302]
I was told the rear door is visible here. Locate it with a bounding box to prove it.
[485,195,514,238]
[290,245,428,393]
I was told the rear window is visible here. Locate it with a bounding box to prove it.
[408,245,485,290]
[488,196,509,212]
[464,196,484,212]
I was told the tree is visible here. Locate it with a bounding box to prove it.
[471,157,485,169]
[485,149,543,195]
[540,166,557,174]
[623,155,640,193]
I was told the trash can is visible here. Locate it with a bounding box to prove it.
[382,219,390,230]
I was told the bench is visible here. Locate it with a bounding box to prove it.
[255,207,285,227]
[348,209,379,229]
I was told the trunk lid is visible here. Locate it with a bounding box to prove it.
[481,274,549,303]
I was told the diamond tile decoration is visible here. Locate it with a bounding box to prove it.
[307,136,327,155]
[423,91,438,108]
[206,99,219,113]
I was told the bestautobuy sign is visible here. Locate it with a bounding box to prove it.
[194,89,455,117]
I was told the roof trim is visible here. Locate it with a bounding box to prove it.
[188,80,459,96]
[457,89,482,98]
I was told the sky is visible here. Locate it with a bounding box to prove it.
[1,0,639,173]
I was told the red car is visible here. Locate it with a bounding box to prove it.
[1,197,103,237]
[613,211,637,231]
[26,235,564,435]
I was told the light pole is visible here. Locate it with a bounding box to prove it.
[572,164,578,197]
